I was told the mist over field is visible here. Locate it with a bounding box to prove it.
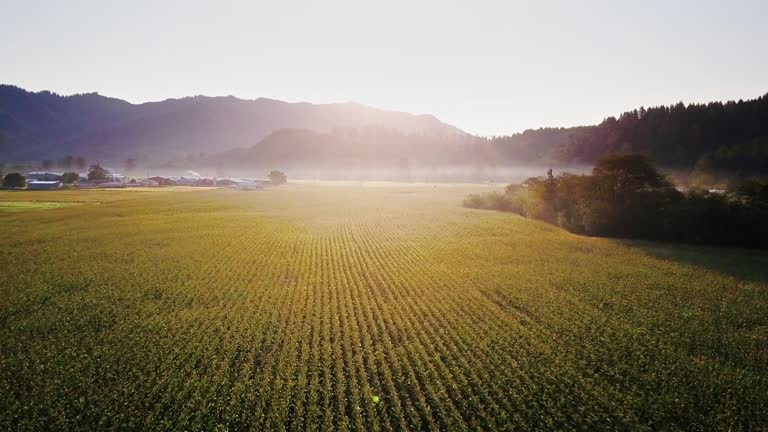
[144,164,590,184]
[4,84,766,190]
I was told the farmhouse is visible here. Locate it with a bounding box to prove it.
[147,176,173,186]
[230,182,264,191]
[171,176,198,186]
[224,178,274,190]
[227,178,273,187]
[215,179,237,186]
[27,171,63,181]
[138,179,159,186]
[28,180,63,190]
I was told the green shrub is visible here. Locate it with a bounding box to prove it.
[2,172,26,188]
[61,172,80,184]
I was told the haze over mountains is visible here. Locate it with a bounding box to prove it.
[1,84,767,183]
[0,85,464,163]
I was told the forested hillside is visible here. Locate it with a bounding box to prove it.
[487,94,768,176]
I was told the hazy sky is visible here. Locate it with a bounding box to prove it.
[2,0,767,135]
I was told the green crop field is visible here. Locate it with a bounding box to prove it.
[1,184,767,431]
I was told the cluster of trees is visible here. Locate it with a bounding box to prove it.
[1,172,83,188]
[268,170,287,185]
[0,164,112,189]
[483,94,768,184]
[558,96,768,166]
[87,164,111,181]
[690,137,768,186]
[61,172,80,183]
[465,154,768,247]
[1,172,26,188]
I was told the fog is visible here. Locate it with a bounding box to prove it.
[140,163,593,184]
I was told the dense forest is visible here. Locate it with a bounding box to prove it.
[486,94,768,183]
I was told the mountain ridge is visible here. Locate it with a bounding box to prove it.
[0,85,466,162]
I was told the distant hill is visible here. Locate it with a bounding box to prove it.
[485,94,768,176]
[198,127,484,170]
[2,84,767,183]
[198,93,768,175]
[0,85,465,162]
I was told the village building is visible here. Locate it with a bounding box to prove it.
[27,172,63,181]
[28,180,63,190]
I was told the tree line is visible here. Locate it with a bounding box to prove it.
[1,164,115,188]
[485,94,768,184]
[465,154,768,247]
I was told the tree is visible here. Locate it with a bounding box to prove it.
[2,172,26,188]
[61,172,80,184]
[88,164,111,181]
[42,159,53,171]
[464,155,768,246]
[269,170,287,185]
[592,153,670,190]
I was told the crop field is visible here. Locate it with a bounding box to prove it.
[1,184,767,431]
[0,200,79,212]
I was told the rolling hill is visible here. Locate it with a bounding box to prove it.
[0,85,465,163]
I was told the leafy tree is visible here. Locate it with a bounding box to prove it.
[88,164,111,181]
[2,172,26,188]
[269,170,287,185]
[464,154,768,246]
[61,172,80,184]
[592,154,670,189]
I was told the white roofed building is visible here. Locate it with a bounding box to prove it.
[27,172,63,181]
[28,181,63,190]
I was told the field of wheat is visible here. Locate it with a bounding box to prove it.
[1,184,767,431]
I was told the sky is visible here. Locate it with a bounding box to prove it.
[1,0,767,135]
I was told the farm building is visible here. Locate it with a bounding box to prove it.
[227,179,270,191]
[147,176,173,186]
[27,172,63,181]
[28,181,63,190]
[230,183,264,191]
[215,179,237,186]
[170,177,198,186]
[226,178,273,187]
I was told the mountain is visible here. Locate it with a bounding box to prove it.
[0,85,465,162]
[3,84,767,184]
[198,127,485,169]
